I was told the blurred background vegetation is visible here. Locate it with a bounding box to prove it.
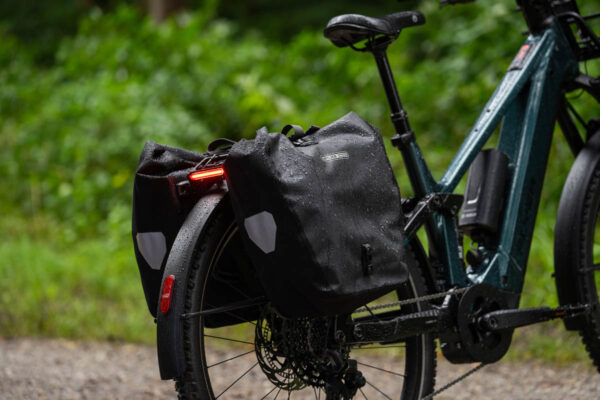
[1,0,599,363]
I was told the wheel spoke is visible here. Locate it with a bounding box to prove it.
[211,238,257,302]
[204,334,254,346]
[346,340,407,346]
[215,361,258,399]
[357,361,405,377]
[204,301,257,326]
[260,385,278,400]
[365,380,392,400]
[359,387,369,399]
[207,350,255,368]
[353,345,406,350]
[219,279,256,303]
[309,387,324,400]
[362,304,381,321]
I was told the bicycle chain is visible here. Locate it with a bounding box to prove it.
[354,286,486,400]
[354,286,469,313]
[420,363,486,400]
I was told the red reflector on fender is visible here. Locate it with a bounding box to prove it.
[160,275,175,315]
[189,168,225,181]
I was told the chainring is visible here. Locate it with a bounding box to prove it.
[456,283,515,363]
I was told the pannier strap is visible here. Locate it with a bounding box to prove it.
[281,124,320,141]
[207,138,236,153]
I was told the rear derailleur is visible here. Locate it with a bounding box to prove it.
[323,354,366,400]
[255,309,366,399]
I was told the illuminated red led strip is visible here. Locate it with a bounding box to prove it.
[188,168,225,181]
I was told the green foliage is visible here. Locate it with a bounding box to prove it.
[0,0,85,64]
[0,1,529,238]
[215,0,410,40]
[1,1,599,362]
[507,322,589,364]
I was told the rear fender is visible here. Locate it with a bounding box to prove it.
[156,191,227,380]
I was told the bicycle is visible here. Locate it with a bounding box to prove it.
[134,0,600,398]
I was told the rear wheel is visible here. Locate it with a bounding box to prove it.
[175,204,436,399]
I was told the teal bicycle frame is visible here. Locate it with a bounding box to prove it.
[402,21,580,293]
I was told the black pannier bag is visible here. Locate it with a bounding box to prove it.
[132,141,208,316]
[133,140,265,325]
[225,112,408,318]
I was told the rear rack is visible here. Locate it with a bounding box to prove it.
[193,152,228,171]
[173,151,230,198]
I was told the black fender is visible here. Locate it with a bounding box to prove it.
[156,191,228,380]
[554,132,600,330]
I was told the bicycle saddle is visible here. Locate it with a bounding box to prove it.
[324,11,425,48]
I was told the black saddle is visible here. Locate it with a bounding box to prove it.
[324,11,425,48]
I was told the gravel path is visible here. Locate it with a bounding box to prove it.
[0,338,598,399]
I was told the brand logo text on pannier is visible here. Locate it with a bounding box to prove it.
[321,151,349,162]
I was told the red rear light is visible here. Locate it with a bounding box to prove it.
[189,167,225,182]
[160,275,175,315]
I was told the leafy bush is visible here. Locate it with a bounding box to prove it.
[1,2,533,238]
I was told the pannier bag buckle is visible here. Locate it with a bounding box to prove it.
[361,243,373,275]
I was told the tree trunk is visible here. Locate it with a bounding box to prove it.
[143,0,186,23]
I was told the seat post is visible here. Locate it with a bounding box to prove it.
[371,45,413,138]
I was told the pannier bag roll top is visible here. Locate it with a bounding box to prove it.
[225,112,408,317]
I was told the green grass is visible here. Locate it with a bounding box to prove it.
[0,222,155,344]
[507,322,591,366]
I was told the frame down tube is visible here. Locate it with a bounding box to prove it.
[419,25,577,290]
[478,25,578,293]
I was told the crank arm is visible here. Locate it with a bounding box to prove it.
[479,304,592,332]
[352,308,448,343]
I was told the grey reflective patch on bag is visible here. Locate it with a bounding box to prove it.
[244,211,277,254]
[136,232,167,270]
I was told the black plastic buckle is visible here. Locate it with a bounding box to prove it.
[361,244,374,276]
